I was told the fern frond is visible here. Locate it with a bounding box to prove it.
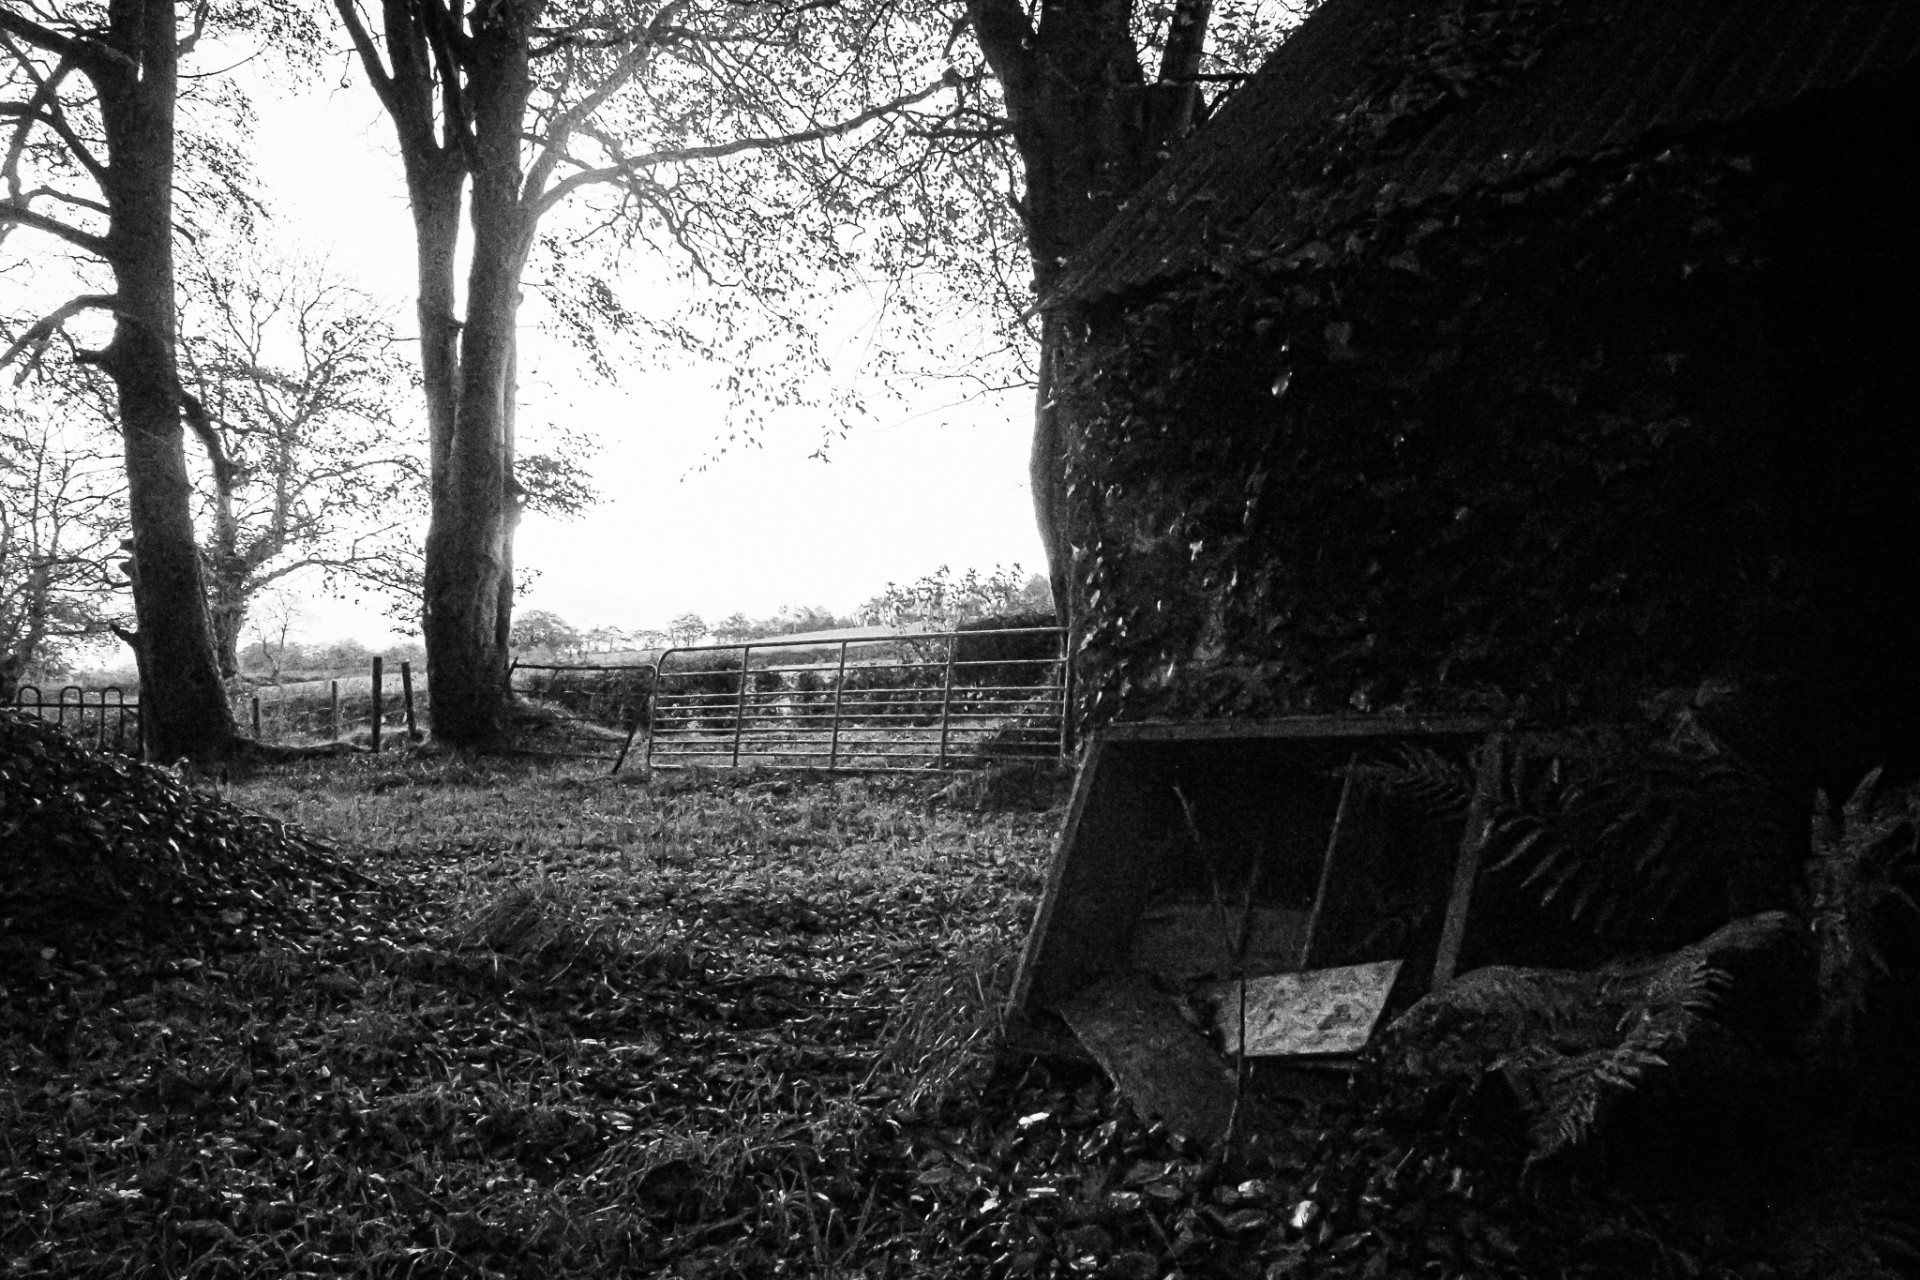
[1349,745,1475,822]
[1476,722,1787,949]
[1475,947,1728,1161]
[1805,770,1920,1064]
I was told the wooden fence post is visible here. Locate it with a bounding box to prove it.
[330,681,341,740]
[371,656,384,754]
[251,695,262,739]
[401,660,417,740]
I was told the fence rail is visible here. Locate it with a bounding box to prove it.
[234,659,420,750]
[8,685,142,754]
[646,628,1067,772]
[8,662,417,757]
[10,632,1065,775]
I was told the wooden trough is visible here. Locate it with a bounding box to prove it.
[1008,716,1498,1138]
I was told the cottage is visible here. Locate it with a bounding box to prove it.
[1046,0,1920,795]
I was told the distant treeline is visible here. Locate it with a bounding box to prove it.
[511,566,1056,662]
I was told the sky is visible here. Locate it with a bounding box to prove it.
[233,55,1046,647]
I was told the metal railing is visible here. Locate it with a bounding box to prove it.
[646,628,1067,771]
[9,684,141,754]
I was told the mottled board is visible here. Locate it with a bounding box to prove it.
[1204,960,1403,1056]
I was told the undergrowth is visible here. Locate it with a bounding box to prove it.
[1,752,1062,1278]
[4,735,1912,1279]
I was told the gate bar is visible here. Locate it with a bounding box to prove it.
[937,633,958,768]
[828,640,849,771]
[731,643,751,768]
[645,627,1066,772]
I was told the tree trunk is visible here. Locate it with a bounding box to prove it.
[411,175,465,510]
[208,585,244,679]
[417,15,535,750]
[968,0,1214,638]
[495,336,521,669]
[95,0,235,761]
[1030,319,1073,621]
[203,464,247,680]
[347,0,542,751]
[969,0,1212,622]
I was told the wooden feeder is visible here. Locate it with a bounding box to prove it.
[1008,716,1497,1137]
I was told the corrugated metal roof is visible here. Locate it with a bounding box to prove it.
[1054,0,1920,304]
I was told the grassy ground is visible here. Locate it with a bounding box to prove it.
[3,745,1910,1279]
[2,755,1072,1278]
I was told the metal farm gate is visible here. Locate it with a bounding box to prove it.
[646,628,1067,771]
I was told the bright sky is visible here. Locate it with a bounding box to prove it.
[240,59,1045,645]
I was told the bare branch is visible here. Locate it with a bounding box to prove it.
[0,8,131,72]
[0,200,112,258]
[0,292,119,379]
[535,68,969,217]
[176,2,209,57]
[330,0,397,109]
[523,0,688,207]
[14,185,110,217]
[415,0,476,158]
[179,390,235,491]
[1,33,112,184]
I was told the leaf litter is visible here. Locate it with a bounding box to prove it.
[2,714,1906,1279]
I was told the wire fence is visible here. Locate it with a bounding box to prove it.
[507,661,656,767]
[232,657,421,750]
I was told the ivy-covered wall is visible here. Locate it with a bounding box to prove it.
[1059,118,1919,787]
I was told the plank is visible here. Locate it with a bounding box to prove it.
[1056,973,1239,1144]
[1432,735,1505,989]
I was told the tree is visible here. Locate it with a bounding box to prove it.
[666,612,706,647]
[243,584,304,683]
[0,0,316,759]
[329,0,980,749]
[710,611,755,643]
[175,243,428,677]
[1008,570,1053,616]
[1,391,125,676]
[861,563,1042,629]
[5,231,503,687]
[316,634,372,670]
[770,604,847,636]
[582,624,631,653]
[959,0,1308,621]
[508,607,579,656]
